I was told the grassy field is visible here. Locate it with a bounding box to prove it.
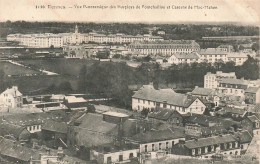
[17,58,97,76]
[0,61,40,76]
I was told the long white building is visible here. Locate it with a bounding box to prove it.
[7,25,164,48]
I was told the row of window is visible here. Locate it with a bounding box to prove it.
[144,141,174,152]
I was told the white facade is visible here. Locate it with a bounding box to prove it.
[227,52,248,66]
[27,124,42,133]
[0,86,23,108]
[132,97,206,115]
[204,71,236,89]
[168,53,201,64]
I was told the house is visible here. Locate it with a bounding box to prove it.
[0,110,68,133]
[168,52,200,64]
[204,71,236,89]
[217,45,234,52]
[185,113,241,130]
[0,86,23,108]
[199,48,228,63]
[185,123,227,138]
[90,143,139,164]
[233,130,253,154]
[132,85,206,114]
[41,120,68,145]
[172,134,241,157]
[129,128,185,160]
[245,87,260,104]
[0,137,40,163]
[217,78,249,98]
[241,115,260,136]
[64,96,88,110]
[0,123,30,142]
[227,52,248,65]
[216,107,248,119]
[67,113,119,149]
[148,108,183,126]
[157,31,166,35]
[189,86,214,100]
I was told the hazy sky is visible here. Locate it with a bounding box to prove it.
[0,0,259,25]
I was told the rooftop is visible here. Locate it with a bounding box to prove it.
[148,108,182,121]
[171,52,200,59]
[191,87,213,96]
[200,48,228,55]
[103,111,130,118]
[42,120,68,133]
[1,86,22,97]
[185,134,236,149]
[132,85,196,107]
[130,128,185,144]
[220,78,249,85]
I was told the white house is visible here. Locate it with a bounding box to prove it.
[199,48,228,63]
[227,52,248,65]
[168,52,200,64]
[204,71,236,89]
[132,85,206,114]
[0,86,23,108]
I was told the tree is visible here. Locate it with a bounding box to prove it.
[141,108,149,118]
[50,45,54,49]
[252,43,259,52]
[86,104,96,113]
[58,81,73,93]
[78,65,87,92]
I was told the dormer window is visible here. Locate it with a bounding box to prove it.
[255,122,259,128]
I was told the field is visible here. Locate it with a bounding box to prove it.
[0,61,40,76]
[17,58,97,76]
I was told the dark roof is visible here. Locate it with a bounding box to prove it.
[130,128,185,144]
[132,85,200,107]
[217,107,247,116]
[185,134,236,149]
[73,113,118,147]
[233,131,253,143]
[42,120,68,133]
[199,48,228,55]
[0,110,68,127]
[191,87,213,96]
[245,87,260,93]
[0,123,30,140]
[148,108,182,121]
[0,137,40,161]
[186,114,240,128]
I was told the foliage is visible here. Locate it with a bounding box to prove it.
[141,108,149,117]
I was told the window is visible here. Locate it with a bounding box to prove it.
[152,144,155,151]
[145,145,148,152]
[138,99,140,103]
[129,153,134,159]
[143,100,145,104]
[172,141,174,146]
[163,103,167,108]
[148,100,150,105]
[107,157,112,164]
[166,142,169,149]
[159,143,162,150]
[119,155,123,161]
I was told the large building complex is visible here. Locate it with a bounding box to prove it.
[6,25,164,48]
[128,40,201,56]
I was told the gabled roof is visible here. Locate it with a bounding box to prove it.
[42,120,68,133]
[185,134,236,149]
[0,137,40,161]
[1,86,22,97]
[130,128,185,144]
[132,85,197,107]
[217,107,247,116]
[148,108,182,121]
[191,87,213,96]
[245,87,260,93]
[0,123,30,140]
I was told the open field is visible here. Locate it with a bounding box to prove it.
[0,61,41,76]
[17,58,97,76]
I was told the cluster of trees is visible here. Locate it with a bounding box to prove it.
[76,56,258,108]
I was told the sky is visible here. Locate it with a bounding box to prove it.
[0,0,259,25]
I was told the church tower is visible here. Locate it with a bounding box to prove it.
[75,24,78,34]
